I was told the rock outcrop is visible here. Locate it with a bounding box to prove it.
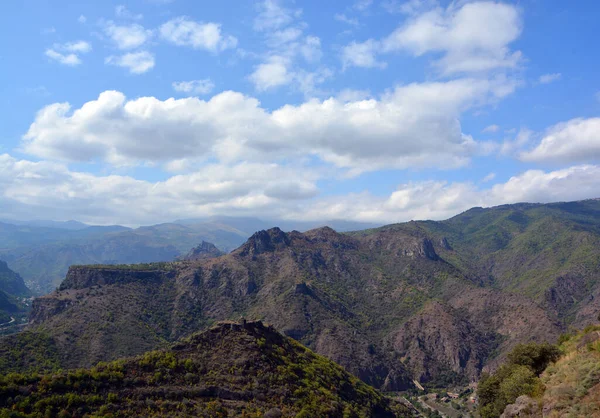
[180,241,225,261]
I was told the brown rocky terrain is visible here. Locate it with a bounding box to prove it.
[5,199,600,390]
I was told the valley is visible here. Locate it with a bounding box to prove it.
[2,199,600,416]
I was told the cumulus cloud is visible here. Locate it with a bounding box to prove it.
[538,73,561,84]
[521,118,600,163]
[2,152,598,225]
[0,154,319,225]
[22,76,516,171]
[159,17,237,51]
[344,1,523,75]
[45,40,92,66]
[287,165,600,223]
[249,56,293,91]
[103,21,152,50]
[45,50,81,66]
[342,40,386,69]
[172,79,215,95]
[105,51,155,74]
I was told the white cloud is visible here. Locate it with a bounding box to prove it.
[45,41,91,66]
[105,51,155,74]
[335,14,359,26]
[159,17,237,51]
[103,21,152,50]
[300,36,322,62]
[342,39,386,69]
[249,56,293,91]
[172,79,215,95]
[538,73,561,84]
[248,39,325,93]
[2,151,600,225]
[253,0,299,32]
[482,124,500,133]
[63,41,92,53]
[0,154,319,225]
[287,165,600,223]
[78,15,87,24]
[521,117,600,163]
[501,128,532,156]
[249,1,327,95]
[45,49,81,66]
[344,1,523,75]
[22,77,516,171]
[267,27,303,47]
[115,5,143,20]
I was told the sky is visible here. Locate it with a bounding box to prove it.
[1,0,600,226]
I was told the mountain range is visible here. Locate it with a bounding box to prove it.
[3,199,600,397]
[0,217,378,294]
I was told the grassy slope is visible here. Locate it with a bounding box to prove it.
[539,325,600,417]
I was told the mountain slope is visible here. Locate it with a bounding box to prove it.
[0,320,412,417]
[0,260,30,326]
[392,199,600,326]
[479,324,600,417]
[0,260,30,297]
[19,226,556,388]
[7,199,600,388]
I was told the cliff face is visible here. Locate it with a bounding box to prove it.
[58,265,173,290]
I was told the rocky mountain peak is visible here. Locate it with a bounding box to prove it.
[235,227,291,256]
[180,240,224,261]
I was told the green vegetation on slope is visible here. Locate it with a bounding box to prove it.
[0,321,410,417]
[478,322,600,417]
[478,342,561,417]
[539,325,600,417]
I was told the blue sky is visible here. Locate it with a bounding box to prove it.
[0,0,599,226]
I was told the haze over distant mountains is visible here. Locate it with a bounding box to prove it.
[0,216,379,294]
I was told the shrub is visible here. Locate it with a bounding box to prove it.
[479,342,559,418]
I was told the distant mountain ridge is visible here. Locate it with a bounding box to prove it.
[0,216,379,294]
